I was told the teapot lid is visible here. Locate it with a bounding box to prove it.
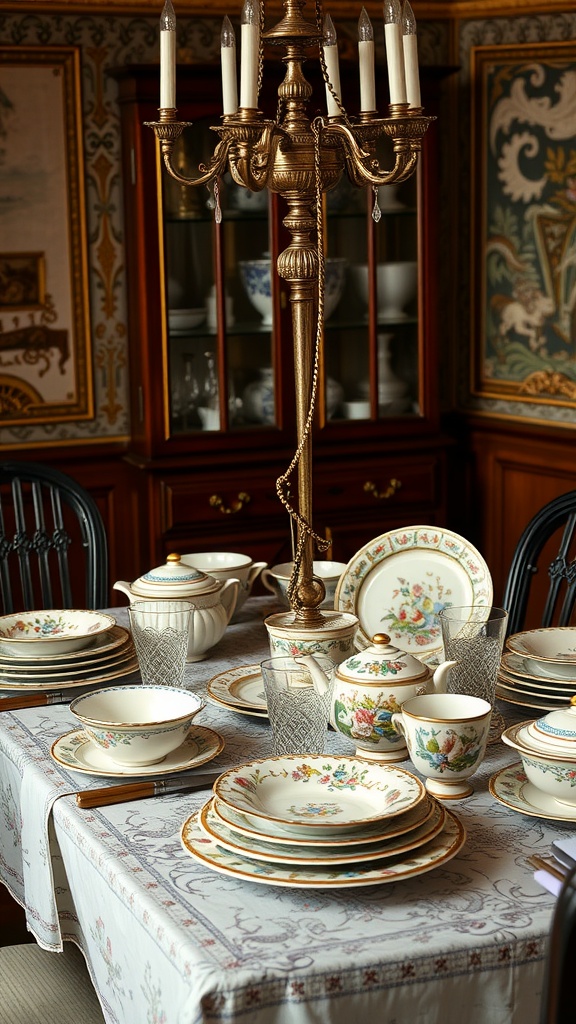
[519,696,576,754]
[131,554,221,597]
[337,633,429,684]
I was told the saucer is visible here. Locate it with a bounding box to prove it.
[199,796,446,865]
[0,656,140,692]
[181,807,465,888]
[207,664,267,711]
[213,791,435,847]
[489,762,576,822]
[50,725,224,778]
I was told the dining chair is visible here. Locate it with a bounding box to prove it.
[0,461,108,614]
[502,490,576,637]
[539,864,576,1024]
[0,941,105,1024]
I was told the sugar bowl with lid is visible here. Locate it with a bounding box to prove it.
[501,696,576,807]
[113,553,239,661]
[303,633,455,763]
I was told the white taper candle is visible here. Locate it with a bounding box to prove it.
[323,15,342,118]
[383,0,407,105]
[240,0,260,110]
[221,17,238,115]
[160,0,176,109]
[402,1,421,108]
[358,8,376,112]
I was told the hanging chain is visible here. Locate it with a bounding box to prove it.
[275,121,331,610]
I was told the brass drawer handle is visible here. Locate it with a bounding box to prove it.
[363,478,402,501]
[209,492,251,515]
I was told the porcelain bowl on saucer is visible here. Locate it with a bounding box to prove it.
[0,609,116,658]
[70,684,204,767]
[501,699,576,807]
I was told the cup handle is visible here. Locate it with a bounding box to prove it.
[261,568,276,595]
[220,579,240,623]
[247,562,267,588]
[391,713,406,738]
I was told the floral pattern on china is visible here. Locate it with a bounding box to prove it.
[213,755,425,833]
[334,526,492,655]
[381,575,453,648]
[0,609,116,657]
[415,725,485,774]
[333,689,404,746]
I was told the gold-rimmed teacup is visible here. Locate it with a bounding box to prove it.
[391,693,492,799]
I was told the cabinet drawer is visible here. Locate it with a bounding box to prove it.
[160,473,283,533]
[314,457,439,515]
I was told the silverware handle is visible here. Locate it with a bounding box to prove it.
[76,782,155,808]
[1,694,50,712]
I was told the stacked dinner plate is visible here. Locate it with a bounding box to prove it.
[206,664,268,719]
[496,626,576,712]
[0,609,138,692]
[180,754,466,889]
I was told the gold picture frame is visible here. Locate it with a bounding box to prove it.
[470,42,576,412]
[0,46,93,425]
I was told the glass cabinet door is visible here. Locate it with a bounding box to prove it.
[162,118,277,436]
[321,152,419,424]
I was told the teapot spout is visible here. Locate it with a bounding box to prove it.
[295,654,333,698]
[432,660,457,694]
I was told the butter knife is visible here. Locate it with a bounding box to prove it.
[1,691,69,712]
[76,768,224,808]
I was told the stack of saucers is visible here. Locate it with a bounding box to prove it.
[0,609,138,693]
[180,754,466,889]
[496,626,576,711]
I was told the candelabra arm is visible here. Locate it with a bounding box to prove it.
[319,118,419,188]
[145,114,232,189]
[227,121,281,191]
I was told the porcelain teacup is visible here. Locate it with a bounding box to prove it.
[180,552,266,620]
[391,693,492,799]
[261,561,347,609]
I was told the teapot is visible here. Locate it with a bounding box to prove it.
[114,553,239,662]
[300,633,455,763]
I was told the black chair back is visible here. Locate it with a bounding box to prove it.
[0,462,108,613]
[502,490,576,636]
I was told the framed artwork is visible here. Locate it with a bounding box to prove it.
[0,46,93,425]
[470,43,576,412]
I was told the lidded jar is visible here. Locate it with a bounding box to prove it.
[330,633,453,762]
[113,554,239,661]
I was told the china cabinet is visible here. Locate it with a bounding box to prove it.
[113,60,453,571]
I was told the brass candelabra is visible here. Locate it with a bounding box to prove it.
[146,0,432,633]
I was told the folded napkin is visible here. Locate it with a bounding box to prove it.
[551,837,576,872]
[534,868,564,897]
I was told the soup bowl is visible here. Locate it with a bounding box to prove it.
[70,684,204,767]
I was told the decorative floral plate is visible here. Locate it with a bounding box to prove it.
[213,755,425,836]
[180,807,465,888]
[0,642,135,681]
[0,655,139,692]
[207,664,268,714]
[0,625,130,667]
[0,609,116,657]
[334,526,492,655]
[496,681,567,712]
[212,792,435,847]
[50,725,224,778]
[497,669,576,696]
[489,762,576,822]
[506,627,576,678]
[501,651,576,685]
[198,796,446,865]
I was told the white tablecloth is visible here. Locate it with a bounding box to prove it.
[0,599,563,1024]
